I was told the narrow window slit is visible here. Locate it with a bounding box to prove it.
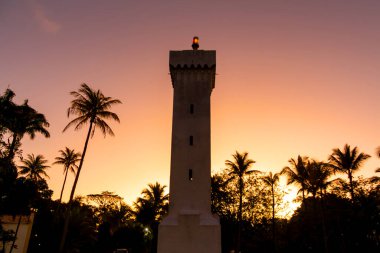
[189,169,193,181]
[190,104,194,114]
[189,136,193,146]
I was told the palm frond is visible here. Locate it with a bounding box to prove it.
[63,83,121,138]
[63,115,88,132]
[18,153,50,181]
[53,147,81,175]
[329,144,370,174]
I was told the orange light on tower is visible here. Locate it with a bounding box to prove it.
[192,36,199,50]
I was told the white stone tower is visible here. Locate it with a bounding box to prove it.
[157,38,221,253]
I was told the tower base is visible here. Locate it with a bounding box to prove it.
[157,212,221,253]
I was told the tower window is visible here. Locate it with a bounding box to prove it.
[190,104,194,114]
[189,169,193,181]
[189,136,193,146]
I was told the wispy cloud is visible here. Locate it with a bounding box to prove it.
[32,2,61,33]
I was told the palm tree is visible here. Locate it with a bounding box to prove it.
[63,83,121,204]
[133,182,168,253]
[329,144,370,201]
[18,154,50,182]
[261,171,280,252]
[53,147,81,203]
[134,182,169,226]
[281,155,309,202]
[305,160,333,253]
[0,89,50,160]
[305,160,334,200]
[59,83,121,253]
[225,151,258,253]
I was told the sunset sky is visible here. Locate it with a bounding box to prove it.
[1,0,379,204]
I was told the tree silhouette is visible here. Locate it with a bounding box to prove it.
[225,151,258,253]
[261,171,280,252]
[59,83,121,253]
[86,190,131,252]
[133,182,168,253]
[18,154,50,182]
[63,83,121,203]
[211,173,236,218]
[304,160,334,253]
[329,144,370,201]
[86,191,123,208]
[281,155,309,202]
[305,160,333,199]
[133,182,169,226]
[53,147,81,203]
[0,89,50,160]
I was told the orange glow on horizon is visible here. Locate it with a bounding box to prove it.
[1,1,379,207]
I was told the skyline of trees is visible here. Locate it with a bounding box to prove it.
[1,87,378,204]
[1,87,379,253]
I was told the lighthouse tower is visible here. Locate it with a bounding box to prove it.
[157,38,221,253]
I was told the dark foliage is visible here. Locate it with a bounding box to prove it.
[28,200,97,253]
[283,193,380,253]
[110,222,148,253]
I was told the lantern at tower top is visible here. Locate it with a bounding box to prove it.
[192,36,199,50]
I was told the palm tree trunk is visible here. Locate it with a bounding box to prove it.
[301,187,307,210]
[348,171,355,202]
[320,189,329,253]
[69,120,93,202]
[59,169,69,203]
[59,121,93,253]
[271,184,276,253]
[7,134,18,160]
[236,178,243,253]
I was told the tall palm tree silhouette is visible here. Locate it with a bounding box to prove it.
[305,160,333,253]
[59,83,121,253]
[63,83,121,204]
[329,144,370,201]
[262,171,280,252]
[225,151,258,253]
[53,147,81,203]
[18,154,50,182]
[281,155,309,202]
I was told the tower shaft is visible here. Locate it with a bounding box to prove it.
[158,50,221,253]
